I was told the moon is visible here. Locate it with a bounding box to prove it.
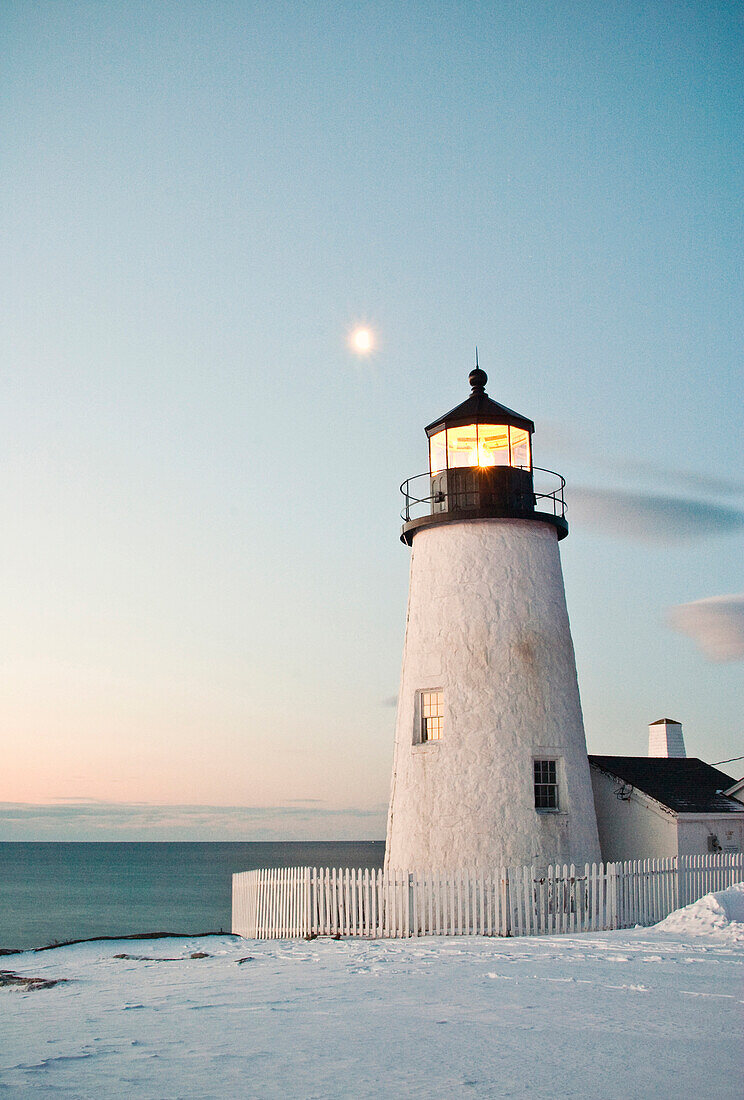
[350,327,374,354]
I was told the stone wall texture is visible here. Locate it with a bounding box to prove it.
[385,518,601,871]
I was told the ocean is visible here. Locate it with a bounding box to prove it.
[0,841,386,951]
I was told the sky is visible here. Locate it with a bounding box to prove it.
[1,1,742,840]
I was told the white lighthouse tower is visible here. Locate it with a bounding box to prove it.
[385,366,601,872]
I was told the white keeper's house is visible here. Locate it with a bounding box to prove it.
[385,365,601,872]
[589,720,744,861]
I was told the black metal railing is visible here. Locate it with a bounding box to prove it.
[400,466,567,524]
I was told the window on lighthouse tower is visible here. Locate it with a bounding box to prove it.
[420,691,443,742]
[534,760,559,810]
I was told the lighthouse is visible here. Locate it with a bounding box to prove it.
[385,365,601,872]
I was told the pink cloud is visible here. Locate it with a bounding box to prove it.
[668,594,744,661]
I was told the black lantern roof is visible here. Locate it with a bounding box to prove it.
[424,368,535,438]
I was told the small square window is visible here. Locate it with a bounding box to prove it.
[420,690,443,742]
[534,759,558,810]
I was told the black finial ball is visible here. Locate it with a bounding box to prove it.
[469,367,487,391]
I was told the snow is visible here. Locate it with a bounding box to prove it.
[654,881,744,943]
[2,896,743,1099]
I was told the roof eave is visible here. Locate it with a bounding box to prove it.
[425,394,535,437]
[425,413,535,437]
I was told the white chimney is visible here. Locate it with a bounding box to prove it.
[648,718,686,758]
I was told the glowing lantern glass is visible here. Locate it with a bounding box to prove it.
[429,424,531,475]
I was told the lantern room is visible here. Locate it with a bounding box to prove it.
[426,366,533,475]
[400,365,568,545]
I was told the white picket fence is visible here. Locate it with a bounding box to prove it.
[232,852,743,940]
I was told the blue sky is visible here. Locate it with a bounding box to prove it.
[1,1,742,839]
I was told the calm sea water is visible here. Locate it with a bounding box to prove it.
[0,842,386,951]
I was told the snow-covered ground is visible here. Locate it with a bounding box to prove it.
[2,886,743,1099]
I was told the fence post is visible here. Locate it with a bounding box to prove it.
[501,867,509,937]
[678,854,686,909]
[408,872,415,937]
[303,867,310,937]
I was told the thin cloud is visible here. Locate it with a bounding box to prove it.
[538,421,744,499]
[616,465,744,499]
[568,487,744,543]
[668,594,744,661]
[381,696,398,708]
[0,800,387,841]
[0,801,383,822]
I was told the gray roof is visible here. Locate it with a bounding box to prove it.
[424,371,534,437]
[589,756,743,814]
